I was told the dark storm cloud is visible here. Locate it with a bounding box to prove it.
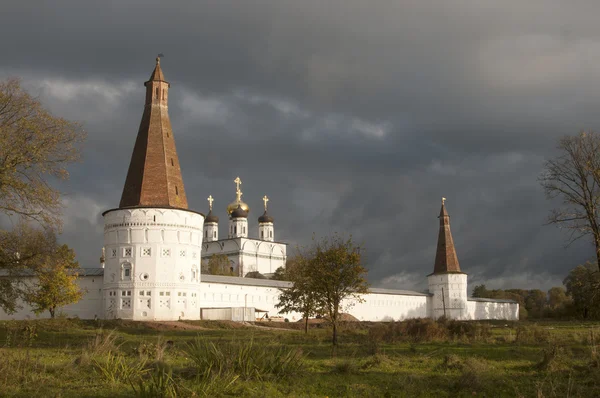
[0,0,597,290]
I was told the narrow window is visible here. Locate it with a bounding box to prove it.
[270,230,273,238]
[204,230,207,238]
[156,88,159,99]
[171,158,174,166]
[261,231,264,238]
[153,215,156,222]
[175,186,178,195]
[213,231,216,238]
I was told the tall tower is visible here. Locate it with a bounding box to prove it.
[258,195,274,242]
[427,198,468,320]
[204,195,219,242]
[228,177,249,238]
[102,57,205,321]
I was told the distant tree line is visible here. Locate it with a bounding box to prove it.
[472,261,600,320]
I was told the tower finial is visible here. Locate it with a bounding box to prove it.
[207,195,214,211]
[442,197,446,205]
[262,195,269,211]
[156,53,164,65]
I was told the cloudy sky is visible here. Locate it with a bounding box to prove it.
[1,1,596,292]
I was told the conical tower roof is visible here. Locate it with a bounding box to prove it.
[119,57,188,209]
[432,199,462,274]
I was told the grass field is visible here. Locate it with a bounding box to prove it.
[1,318,600,397]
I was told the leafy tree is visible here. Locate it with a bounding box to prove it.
[202,254,233,276]
[270,266,288,281]
[305,234,369,345]
[471,284,488,298]
[564,262,600,319]
[0,78,85,227]
[547,286,572,316]
[525,289,547,318]
[540,132,600,271]
[25,244,84,318]
[276,253,320,334]
[0,222,56,313]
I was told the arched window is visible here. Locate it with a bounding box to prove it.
[155,88,159,99]
[269,230,273,238]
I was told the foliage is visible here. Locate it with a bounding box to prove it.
[201,254,233,276]
[0,222,57,314]
[0,78,85,227]
[270,266,288,281]
[564,262,600,319]
[368,318,492,344]
[183,336,304,381]
[471,284,573,319]
[540,132,600,271]
[304,234,369,345]
[25,244,85,318]
[276,252,319,334]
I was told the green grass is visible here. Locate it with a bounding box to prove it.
[1,319,600,397]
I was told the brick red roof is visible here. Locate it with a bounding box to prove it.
[119,59,188,209]
[432,202,461,274]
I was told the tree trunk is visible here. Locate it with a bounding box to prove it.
[595,236,600,273]
[304,309,309,334]
[49,307,55,318]
[332,321,338,346]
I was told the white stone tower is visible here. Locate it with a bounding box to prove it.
[427,198,468,320]
[258,195,274,242]
[204,195,219,242]
[102,57,204,321]
[227,177,249,238]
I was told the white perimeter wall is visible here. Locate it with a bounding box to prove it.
[0,276,518,322]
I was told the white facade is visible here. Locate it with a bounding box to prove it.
[427,272,469,319]
[0,273,518,322]
[258,221,274,242]
[204,221,218,242]
[202,238,287,277]
[228,216,248,239]
[102,207,204,321]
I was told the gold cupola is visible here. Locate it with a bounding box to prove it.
[226,176,250,216]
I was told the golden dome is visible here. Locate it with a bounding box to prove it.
[227,176,250,215]
[227,198,250,215]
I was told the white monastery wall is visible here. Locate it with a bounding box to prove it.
[466,299,519,321]
[0,274,518,322]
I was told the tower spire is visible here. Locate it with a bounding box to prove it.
[119,57,188,209]
[432,198,461,274]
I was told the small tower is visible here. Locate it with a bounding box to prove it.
[228,177,249,238]
[204,195,219,242]
[427,198,468,320]
[258,195,274,242]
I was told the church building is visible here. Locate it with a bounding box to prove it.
[201,181,286,278]
[0,58,518,322]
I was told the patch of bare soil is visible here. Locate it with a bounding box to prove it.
[138,321,209,331]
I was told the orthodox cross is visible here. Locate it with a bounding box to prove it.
[262,195,269,211]
[234,177,242,199]
[207,195,214,211]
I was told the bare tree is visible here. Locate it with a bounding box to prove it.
[540,132,600,271]
[0,78,85,228]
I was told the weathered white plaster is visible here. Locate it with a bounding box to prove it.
[102,207,204,321]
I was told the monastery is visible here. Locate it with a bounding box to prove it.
[0,58,518,322]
